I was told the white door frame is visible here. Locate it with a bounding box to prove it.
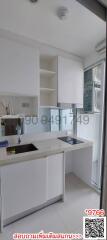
[76,0,107,212]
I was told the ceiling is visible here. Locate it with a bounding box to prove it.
[98,0,107,7]
[0,0,106,58]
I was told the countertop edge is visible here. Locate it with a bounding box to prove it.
[0,137,93,167]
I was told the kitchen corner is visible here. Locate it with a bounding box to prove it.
[0,134,93,231]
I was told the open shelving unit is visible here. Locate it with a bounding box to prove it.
[40,87,56,92]
[40,69,56,77]
[40,56,57,108]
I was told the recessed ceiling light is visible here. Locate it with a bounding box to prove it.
[56,6,69,20]
[29,0,38,3]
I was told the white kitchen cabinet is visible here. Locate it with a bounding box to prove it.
[40,56,57,108]
[1,158,47,221]
[0,153,64,227]
[0,38,39,96]
[58,56,83,106]
[47,153,64,200]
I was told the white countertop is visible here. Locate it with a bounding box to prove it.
[0,136,93,167]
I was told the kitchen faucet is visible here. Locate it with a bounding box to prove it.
[18,134,21,144]
[16,119,22,144]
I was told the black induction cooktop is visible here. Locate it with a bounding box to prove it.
[58,136,84,145]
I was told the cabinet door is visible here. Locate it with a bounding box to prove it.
[84,69,93,112]
[0,38,39,96]
[47,153,64,200]
[1,158,47,220]
[58,56,83,106]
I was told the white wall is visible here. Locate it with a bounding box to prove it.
[72,147,93,187]
[0,29,82,63]
[65,152,73,174]
[84,51,106,69]
[77,113,101,163]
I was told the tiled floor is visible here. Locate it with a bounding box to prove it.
[0,174,100,240]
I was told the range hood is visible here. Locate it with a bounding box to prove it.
[57,103,82,109]
[57,103,73,109]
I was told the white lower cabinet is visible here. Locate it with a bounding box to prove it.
[0,153,64,226]
[1,158,47,221]
[47,153,64,201]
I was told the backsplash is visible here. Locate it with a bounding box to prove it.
[0,95,38,116]
[0,96,74,139]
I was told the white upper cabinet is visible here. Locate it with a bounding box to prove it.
[58,56,84,106]
[0,38,39,96]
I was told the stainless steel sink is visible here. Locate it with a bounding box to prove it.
[7,144,38,155]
